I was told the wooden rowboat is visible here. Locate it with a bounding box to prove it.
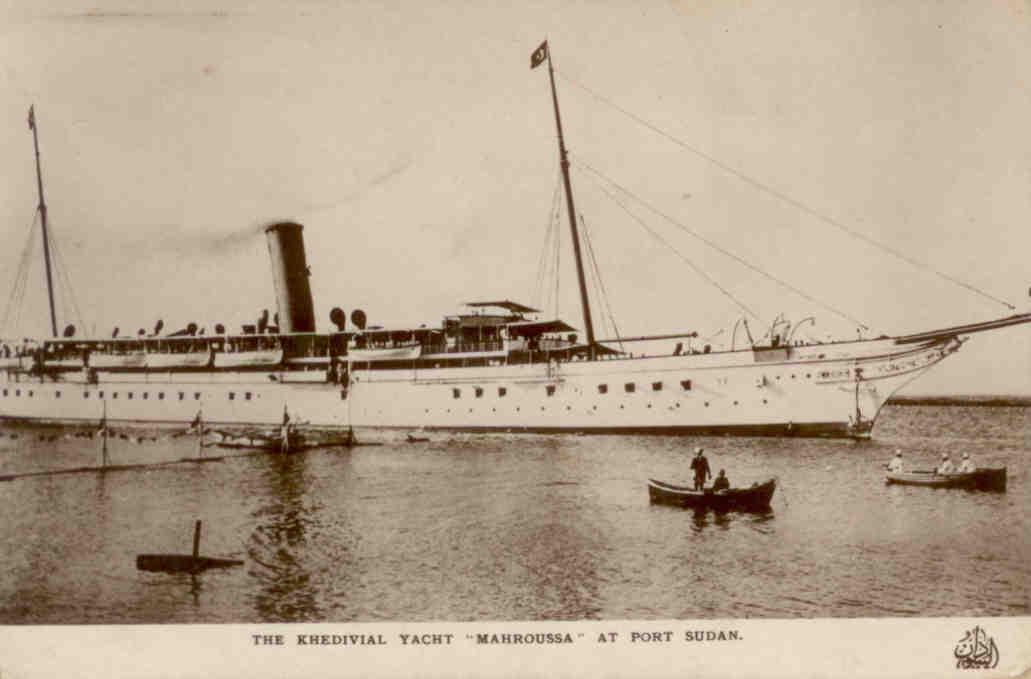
[885,467,1006,492]
[648,478,776,511]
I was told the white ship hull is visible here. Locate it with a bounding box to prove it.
[0,335,960,437]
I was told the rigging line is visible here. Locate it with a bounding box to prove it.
[2,211,41,335]
[579,213,623,349]
[574,156,871,330]
[551,195,562,319]
[48,226,84,331]
[555,69,1017,312]
[582,169,764,324]
[533,171,564,309]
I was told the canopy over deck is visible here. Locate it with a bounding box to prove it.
[506,319,578,337]
[465,300,540,314]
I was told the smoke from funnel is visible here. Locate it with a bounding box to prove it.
[265,222,315,333]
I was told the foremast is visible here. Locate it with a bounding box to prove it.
[532,41,596,352]
[28,105,59,337]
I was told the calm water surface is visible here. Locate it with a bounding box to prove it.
[0,405,1027,623]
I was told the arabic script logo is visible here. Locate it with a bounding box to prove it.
[954,626,999,669]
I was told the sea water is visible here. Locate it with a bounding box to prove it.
[0,404,1027,623]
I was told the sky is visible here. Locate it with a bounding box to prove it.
[0,0,1027,395]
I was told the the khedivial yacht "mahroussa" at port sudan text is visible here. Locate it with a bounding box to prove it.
[2,43,1028,438]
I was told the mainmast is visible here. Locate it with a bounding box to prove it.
[532,41,596,349]
[28,105,59,337]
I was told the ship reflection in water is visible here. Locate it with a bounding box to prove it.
[246,453,327,622]
[0,403,1027,623]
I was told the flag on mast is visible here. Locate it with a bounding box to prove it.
[530,41,549,69]
[27,105,35,131]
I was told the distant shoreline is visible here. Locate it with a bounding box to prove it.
[888,395,1031,407]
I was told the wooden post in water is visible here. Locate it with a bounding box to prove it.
[101,399,109,468]
[192,520,202,559]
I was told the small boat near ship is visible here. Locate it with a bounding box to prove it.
[885,468,1006,492]
[204,427,360,452]
[648,477,777,511]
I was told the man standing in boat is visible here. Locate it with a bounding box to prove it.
[937,453,955,475]
[888,450,904,473]
[690,448,712,490]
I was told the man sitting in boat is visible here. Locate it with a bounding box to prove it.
[690,448,712,490]
[958,453,975,473]
[936,454,955,475]
[887,450,904,473]
[712,469,730,492]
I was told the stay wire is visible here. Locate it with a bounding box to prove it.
[556,69,1016,312]
[47,220,85,332]
[581,169,764,324]
[579,213,623,349]
[533,171,563,310]
[574,155,871,330]
[2,210,40,336]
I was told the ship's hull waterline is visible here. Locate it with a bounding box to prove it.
[0,335,959,438]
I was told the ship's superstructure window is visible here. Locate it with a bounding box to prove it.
[546,385,556,396]
[452,388,461,399]
[681,380,692,391]
[112,392,118,399]
[55,391,61,398]
[99,391,104,399]
[15,390,20,396]
[27,390,33,397]
[228,392,235,400]
[474,387,483,398]
[158,392,165,400]
[127,392,133,399]
[83,391,89,398]
[2,389,6,396]
[624,383,635,393]
[142,392,148,400]
[194,392,201,400]
[598,384,608,394]
[178,392,185,401]
[498,387,507,397]
[245,392,252,401]
[652,381,663,391]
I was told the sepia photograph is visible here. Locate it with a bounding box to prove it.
[0,1,1028,677]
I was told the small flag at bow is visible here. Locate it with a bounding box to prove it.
[27,105,35,130]
[530,41,549,69]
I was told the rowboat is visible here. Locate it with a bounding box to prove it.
[647,477,776,511]
[885,467,1006,492]
[205,428,359,452]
